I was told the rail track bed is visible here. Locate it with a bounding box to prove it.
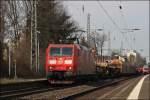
[0,79,87,99]
[59,77,131,100]
[20,76,135,99]
[0,79,47,91]
[0,79,74,99]
[0,76,138,99]
[67,75,144,100]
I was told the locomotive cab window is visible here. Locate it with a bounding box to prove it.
[50,48,61,56]
[62,47,73,56]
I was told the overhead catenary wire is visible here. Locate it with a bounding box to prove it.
[118,2,133,51]
[97,1,132,49]
[118,2,137,51]
[65,1,132,52]
[97,1,122,32]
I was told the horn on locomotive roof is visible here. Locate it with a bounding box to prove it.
[59,37,79,44]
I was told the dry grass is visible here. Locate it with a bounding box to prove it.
[0,78,46,84]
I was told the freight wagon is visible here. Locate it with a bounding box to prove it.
[95,54,137,77]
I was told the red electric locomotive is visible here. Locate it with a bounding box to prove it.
[45,44,95,84]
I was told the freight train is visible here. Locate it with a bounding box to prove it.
[95,54,137,77]
[45,43,137,84]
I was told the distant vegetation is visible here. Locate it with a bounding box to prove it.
[0,0,78,78]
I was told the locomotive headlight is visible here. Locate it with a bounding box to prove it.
[64,60,72,64]
[49,66,53,70]
[69,66,72,70]
[49,60,56,64]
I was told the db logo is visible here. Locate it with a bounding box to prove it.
[58,58,63,64]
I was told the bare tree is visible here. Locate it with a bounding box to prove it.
[0,0,4,72]
[1,1,32,78]
[94,32,107,61]
[0,0,6,76]
[1,0,78,78]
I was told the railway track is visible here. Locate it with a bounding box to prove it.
[0,86,66,99]
[59,76,137,100]
[20,76,135,99]
[0,80,45,99]
[0,79,84,99]
[0,80,68,99]
[0,76,138,99]
[0,79,47,91]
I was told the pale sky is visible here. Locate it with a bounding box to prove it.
[62,1,149,62]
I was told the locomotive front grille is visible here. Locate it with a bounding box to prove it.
[47,71,73,80]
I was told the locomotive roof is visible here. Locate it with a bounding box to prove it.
[47,44,80,49]
[48,44,78,47]
[48,44,90,51]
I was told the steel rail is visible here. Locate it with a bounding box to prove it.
[59,76,137,100]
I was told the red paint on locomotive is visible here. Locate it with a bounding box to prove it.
[45,44,95,83]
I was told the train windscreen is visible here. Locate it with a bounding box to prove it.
[50,48,61,56]
[50,47,72,56]
[62,47,72,56]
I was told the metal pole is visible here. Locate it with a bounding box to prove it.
[30,1,33,70]
[149,29,150,63]
[108,31,111,60]
[133,37,135,50]
[38,35,40,72]
[8,41,11,77]
[120,41,123,55]
[87,13,90,44]
[14,59,17,79]
[14,41,18,79]
[34,0,38,72]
